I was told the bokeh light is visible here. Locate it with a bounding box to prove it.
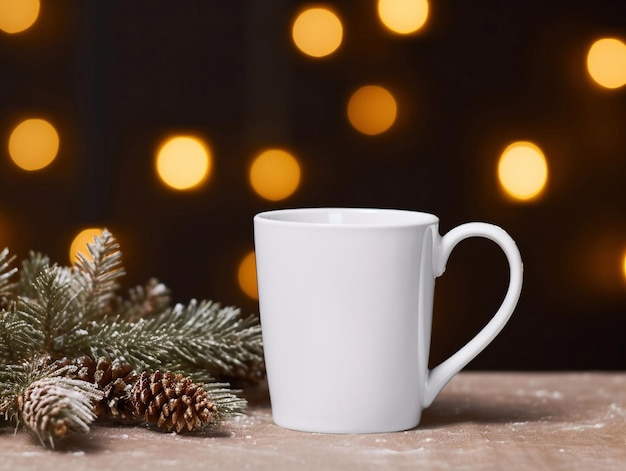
[155,136,212,190]
[347,85,398,135]
[377,0,429,35]
[249,148,301,201]
[238,250,258,300]
[292,7,343,58]
[586,38,626,89]
[8,118,59,171]
[497,141,548,201]
[69,228,104,264]
[0,0,40,34]
[622,250,626,282]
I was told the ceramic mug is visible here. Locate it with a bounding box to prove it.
[253,208,523,433]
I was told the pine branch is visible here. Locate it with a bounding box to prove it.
[201,382,248,419]
[13,266,84,358]
[87,300,263,381]
[0,248,18,307]
[0,307,33,364]
[0,228,264,447]
[72,229,125,322]
[18,251,51,300]
[116,278,172,322]
[86,316,170,370]
[158,300,264,378]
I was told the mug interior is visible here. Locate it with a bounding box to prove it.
[255,208,438,227]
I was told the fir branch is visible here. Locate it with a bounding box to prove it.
[18,252,51,300]
[117,278,172,322]
[0,308,33,364]
[86,316,170,370]
[201,382,247,419]
[158,300,264,377]
[0,248,17,302]
[87,300,263,381]
[13,266,80,357]
[72,229,125,321]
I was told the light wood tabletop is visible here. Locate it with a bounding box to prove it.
[2,372,625,470]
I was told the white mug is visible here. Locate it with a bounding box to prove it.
[254,208,523,433]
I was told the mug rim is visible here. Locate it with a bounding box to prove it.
[254,207,439,228]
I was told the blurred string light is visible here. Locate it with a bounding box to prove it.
[69,228,103,264]
[155,136,212,191]
[249,148,301,201]
[586,38,626,89]
[291,6,343,58]
[0,0,40,34]
[8,118,59,171]
[377,0,429,35]
[237,250,258,300]
[497,141,548,201]
[347,85,397,135]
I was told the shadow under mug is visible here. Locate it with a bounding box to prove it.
[253,208,523,433]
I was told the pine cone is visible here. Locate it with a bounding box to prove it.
[17,376,102,447]
[54,355,138,420]
[130,371,218,433]
[93,356,138,420]
[54,355,95,382]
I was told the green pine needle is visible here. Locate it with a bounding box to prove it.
[0,248,17,302]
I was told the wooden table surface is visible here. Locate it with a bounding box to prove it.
[2,372,625,470]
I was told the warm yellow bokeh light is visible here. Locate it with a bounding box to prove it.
[238,251,258,300]
[0,0,40,34]
[8,118,59,171]
[377,0,429,34]
[292,7,343,58]
[622,250,626,282]
[498,141,549,201]
[347,85,398,135]
[155,136,212,190]
[587,38,626,89]
[249,149,301,201]
[69,228,103,264]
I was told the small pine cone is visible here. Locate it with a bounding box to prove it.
[92,356,138,420]
[17,376,102,447]
[130,371,218,433]
[54,355,96,382]
[53,355,137,420]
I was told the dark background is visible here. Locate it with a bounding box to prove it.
[0,1,624,370]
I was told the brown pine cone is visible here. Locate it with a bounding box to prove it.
[92,356,138,420]
[53,355,137,420]
[54,355,96,382]
[17,376,102,447]
[130,371,218,433]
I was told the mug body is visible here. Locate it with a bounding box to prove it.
[254,208,439,433]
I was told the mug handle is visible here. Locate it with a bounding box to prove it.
[422,222,523,408]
